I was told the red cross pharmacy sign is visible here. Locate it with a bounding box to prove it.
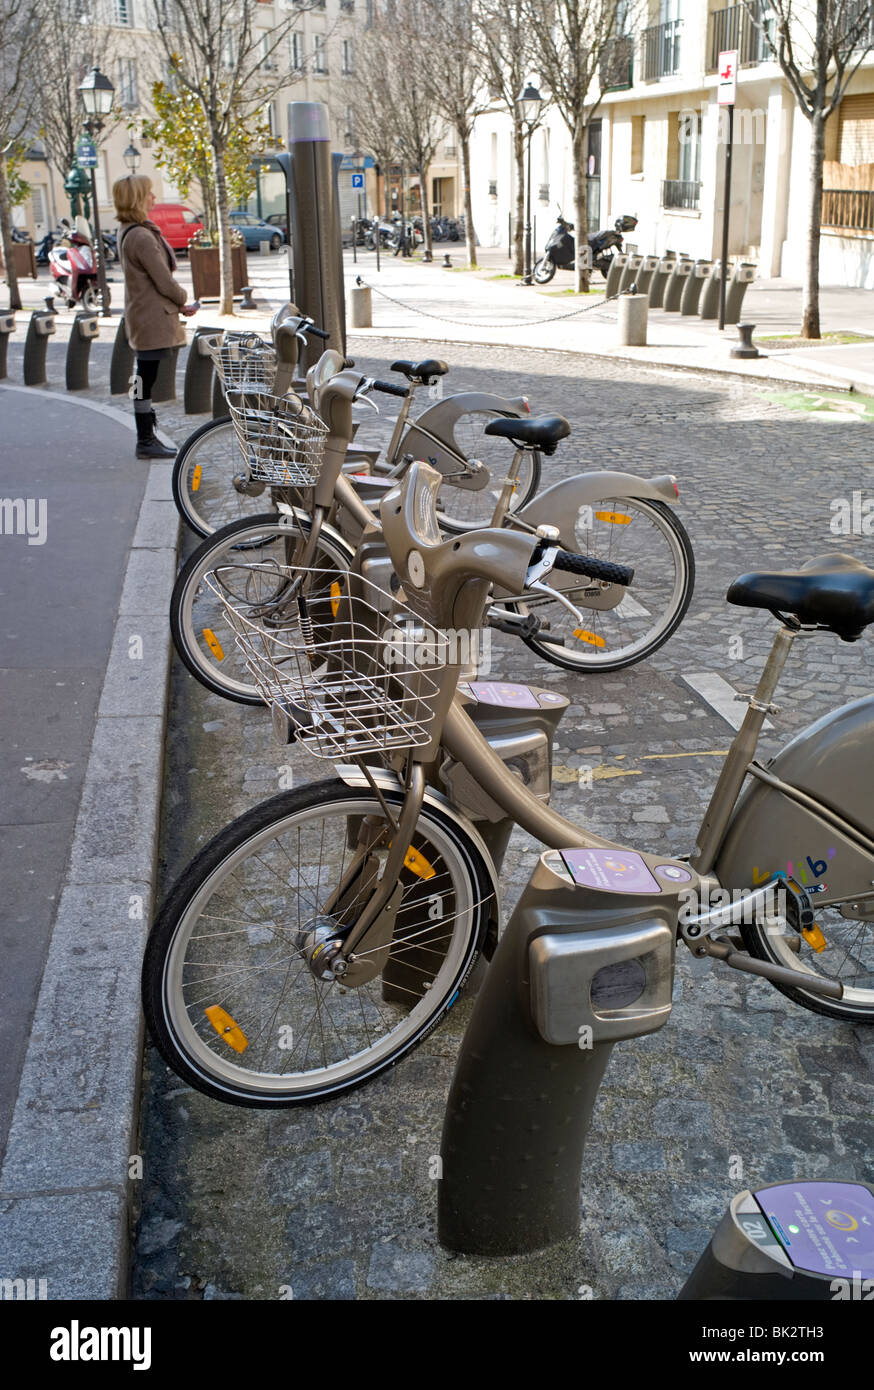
[718,50,738,105]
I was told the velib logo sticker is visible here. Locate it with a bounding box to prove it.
[50,1320,151,1371]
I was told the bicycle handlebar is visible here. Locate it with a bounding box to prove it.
[371,379,410,399]
[304,324,330,339]
[552,550,634,587]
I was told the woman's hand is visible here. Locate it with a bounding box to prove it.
[180,302,199,317]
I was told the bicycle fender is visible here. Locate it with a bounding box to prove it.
[410,391,528,438]
[334,763,502,922]
[517,472,679,549]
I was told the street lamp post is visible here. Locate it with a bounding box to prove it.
[78,66,115,317]
[123,143,141,173]
[516,81,542,285]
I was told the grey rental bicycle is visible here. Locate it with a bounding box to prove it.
[142,460,874,1107]
[171,306,538,538]
[169,358,694,703]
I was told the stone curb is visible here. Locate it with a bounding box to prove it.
[0,404,178,1299]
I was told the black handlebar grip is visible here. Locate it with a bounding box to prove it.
[552,550,634,587]
[305,324,330,339]
[373,379,410,398]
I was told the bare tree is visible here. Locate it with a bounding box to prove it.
[525,0,630,290]
[419,0,488,266]
[0,0,43,310]
[472,0,537,276]
[391,1,441,259]
[37,2,121,185]
[340,21,401,222]
[149,0,319,315]
[746,0,874,338]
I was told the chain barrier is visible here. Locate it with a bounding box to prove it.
[353,275,626,331]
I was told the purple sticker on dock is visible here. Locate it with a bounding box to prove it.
[468,681,539,709]
[560,848,661,894]
[754,1182,874,1277]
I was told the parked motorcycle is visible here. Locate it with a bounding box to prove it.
[365,217,395,250]
[101,229,119,263]
[49,223,109,311]
[532,212,638,284]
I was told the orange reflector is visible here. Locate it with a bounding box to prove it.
[573,629,607,648]
[802,923,828,953]
[191,464,202,492]
[595,510,631,525]
[330,581,341,617]
[203,628,225,660]
[205,1005,249,1053]
[403,846,436,880]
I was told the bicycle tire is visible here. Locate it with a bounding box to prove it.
[172,416,277,539]
[739,903,874,1024]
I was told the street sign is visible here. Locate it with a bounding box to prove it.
[717,49,738,105]
[76,138,98,169]
[351,172,364,189]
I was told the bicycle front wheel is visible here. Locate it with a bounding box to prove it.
[513,497,695,672]
[170,512,355,704]
[142,780,493,1106]
[172,417,279,538]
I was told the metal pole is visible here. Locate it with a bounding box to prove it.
[523,127,532,283]
[88,144,111,318]
[718,102,734,332]
[351,215,357,263]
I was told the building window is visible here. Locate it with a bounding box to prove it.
[113,0,132,25]
[118,57,138,108]
[341,38,354,73]
[313,35,326,74]
[631,115,645,175]
[344,105,355,144]
[290,32,303,69]
[678,110,701,185]
[260,33,278,71]
[222,33,235,70]
[264,102,276,139]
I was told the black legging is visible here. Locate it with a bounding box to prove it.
[136,358,160,403]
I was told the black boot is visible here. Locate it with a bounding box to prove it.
[135,407,176,460]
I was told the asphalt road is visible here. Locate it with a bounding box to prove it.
[0,389,146,1163]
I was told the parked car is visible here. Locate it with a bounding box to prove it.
[149,203,206,252]
[229,211,283,250]
[264,213,288,244]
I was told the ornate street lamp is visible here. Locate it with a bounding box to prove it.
[516,81,543,284]
[78,66,115,316]
[123,142,141,173]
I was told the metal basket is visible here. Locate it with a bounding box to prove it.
[204,565,448,760]
[225,388,328,487]
[206,332,277,392]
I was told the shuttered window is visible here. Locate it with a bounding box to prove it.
[839,94,874,166]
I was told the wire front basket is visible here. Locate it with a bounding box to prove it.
[226,388,329,487]
[206,332,277,392]
[204,565,449,761]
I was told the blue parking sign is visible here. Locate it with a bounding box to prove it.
[351,173,364,189]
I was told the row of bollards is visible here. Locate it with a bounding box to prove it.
[608,251,755,324]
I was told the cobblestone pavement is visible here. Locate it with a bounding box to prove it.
[130,338,874,1301]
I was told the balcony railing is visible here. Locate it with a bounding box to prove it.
[643,19,682,80]
[600,34,634,91]
[822,188,874,233]
[708,4,769,71]
[662,179,701,210]
[847,0,874,48]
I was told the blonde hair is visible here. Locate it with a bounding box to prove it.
[113,173,153,225]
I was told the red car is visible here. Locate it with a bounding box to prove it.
[149,203,205,253]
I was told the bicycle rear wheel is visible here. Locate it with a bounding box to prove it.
[172,417,278,538]
[740,902,874,1024]
[430,418,541,534]
[142,781,493,1106]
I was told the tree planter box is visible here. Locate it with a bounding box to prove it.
[0,241,38,279]
[189,243,248,300]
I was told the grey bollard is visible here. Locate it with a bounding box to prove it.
[730,323,760,359]
[152,346,180,403]
[349,284,372,328]
[288,101,346,368]
[698,260,724,320]
[604,252,627,299]
[239,285,257,310]
[618,293,648,346]
[110,315,135,395]
[663,256,693,312]
[184,325,223,414]
[648,254,676,309]
[725,262,756,326]
[634,254,661,299]
[680,259,712,316]
[258,239,271,256]
[0,312,14,379]
[65,311,99,390]
[618,253,643,294]
[23,308,56,385]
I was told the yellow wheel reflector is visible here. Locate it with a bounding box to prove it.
[403,846,436,880]
[330,581,341,617]
[205,1005,249,1053]
[802,923,828,954]
[191,464,202,492]
[203,628,225,660]
[573,629,607,649]
[595,510,631,525]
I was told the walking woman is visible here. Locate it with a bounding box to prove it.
[113,174,197,459]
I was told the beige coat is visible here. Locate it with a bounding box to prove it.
[119,222,187,352]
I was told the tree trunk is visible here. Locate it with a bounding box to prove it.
[0,153,22,312]
[512,117,525,277]
[801,112,825,340]
[212,141,234,316]
[419,160,433,258]
[572,126,590,293]
[460,130,476,267]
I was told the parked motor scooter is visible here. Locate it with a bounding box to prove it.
[48,220,109,311]
[532,212,638,284]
